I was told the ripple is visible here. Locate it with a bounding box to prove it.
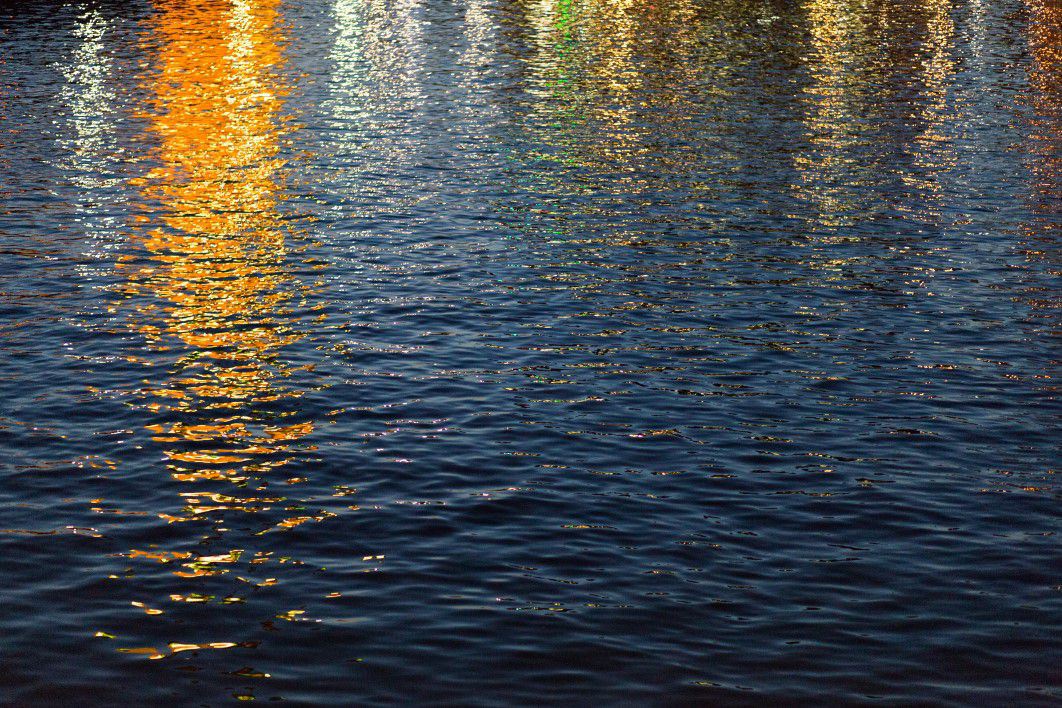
[0,0,1059,704]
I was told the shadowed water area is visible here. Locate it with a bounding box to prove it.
[0,0,1059,704]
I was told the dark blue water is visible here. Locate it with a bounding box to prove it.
[0,0,1059,704]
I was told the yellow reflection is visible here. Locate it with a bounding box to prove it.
[795,0,880,230]
[795,0,960,231]
[902,0,957,219]
[1025,0,1060,212]
[120,0,312,491]
[1020,0,1060,326]
[106,0,350,612]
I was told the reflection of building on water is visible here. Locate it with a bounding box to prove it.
[57,10,120,192]
[901,0,958,218]
[795,0,962,231]
[792,0,969,235]
[330,0,426,122]
[119,0,317,515]
[511,0,740,254]
[520,0,706,176]
[795,0,886,230]
[327,0,428,206]
[460,0,498,72]
[1024,0,1060,212]
[504,0,973,302]
[1019,0,1060,327]
[54,10,126,279]
[512,0,965,231]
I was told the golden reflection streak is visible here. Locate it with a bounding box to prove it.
[118,0,317,548]
[795,0,880,230]
[902,0,957,218]
[1024,0,1060,211]
[1020,0,1060,326]
[796,0,960,231]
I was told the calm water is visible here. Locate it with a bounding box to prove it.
[0,0,1059,704]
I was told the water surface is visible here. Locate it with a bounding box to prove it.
[0,0,1058,704]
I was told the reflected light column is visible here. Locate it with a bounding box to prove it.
[121,0,313,499]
